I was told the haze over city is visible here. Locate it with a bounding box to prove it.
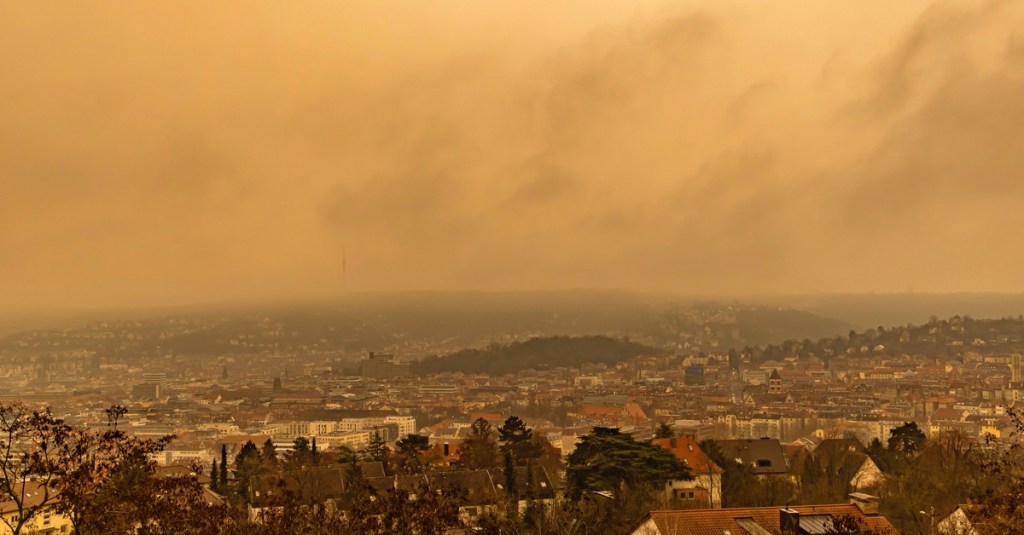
[7,2,1024,534]
[4,0,1024,310]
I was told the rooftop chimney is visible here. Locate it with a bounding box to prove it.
[849,493,880,516]
[780,508,800,535]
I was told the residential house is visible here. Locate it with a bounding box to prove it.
[937,504,983,535]
[630,494,895,535]
[651,436,724,508]
[0,482,73,535]
[717,438,790,477]
[248,464,555,525]
[811,439,884,490]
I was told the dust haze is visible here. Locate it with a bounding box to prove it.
[3,0,1024,309]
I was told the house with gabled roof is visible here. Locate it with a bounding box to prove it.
[247,463,555,525]
[937,504,983,535]
[717,438,790,476]
[652,436,724,508]
[811,439,883,490]
[0,481,73,535]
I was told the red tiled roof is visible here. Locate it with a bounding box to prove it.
[578,405,622,416]
[651,437,724,474]
[643,504,895,535]
[931,408,964,421]
[625,402,649,422]
[469,412,504,423]
[428,418,453,434]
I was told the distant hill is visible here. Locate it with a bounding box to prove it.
[747,315,1024,364]
[732,307,850,346]
[757,293,1024,331]
[0,291,853,359]
[413,335,659,375]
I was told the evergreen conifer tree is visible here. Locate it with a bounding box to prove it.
[210,459,218,492]
[219,444,228,489]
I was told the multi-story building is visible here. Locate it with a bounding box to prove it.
[359,352,411,379]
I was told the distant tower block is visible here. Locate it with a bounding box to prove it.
[359,352,411,378]
[134,371,166,401]
[1012,353,1022,383]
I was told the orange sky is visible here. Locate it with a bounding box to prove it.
[2,1,1024,308]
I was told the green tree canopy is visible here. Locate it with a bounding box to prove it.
[286,437,313,469]
[365,430,390,474]
[498,416,542,466]
[393,434,431,475]
[887,422,926,461]
[458,418,499,470]
[261,439,277,466]
[566,427,690,500]
[234,440,262,500]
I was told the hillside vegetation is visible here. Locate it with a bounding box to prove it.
[743,315,1024,364]
[414,335,658,375]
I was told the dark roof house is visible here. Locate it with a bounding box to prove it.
[717,438,789,475]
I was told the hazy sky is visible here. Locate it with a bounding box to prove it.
[3,0,1024,308]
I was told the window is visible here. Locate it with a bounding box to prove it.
[674,490,696,500]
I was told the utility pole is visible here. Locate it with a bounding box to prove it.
[919,506,936,535]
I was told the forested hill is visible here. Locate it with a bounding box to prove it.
[746,315,1024,364]
[413,335,658,375]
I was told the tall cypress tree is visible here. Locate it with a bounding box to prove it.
[210,459,218,492]
[220,444,229,489]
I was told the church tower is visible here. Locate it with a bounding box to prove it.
[768,368,784,395]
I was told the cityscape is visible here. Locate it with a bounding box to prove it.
[2,299,1024,533]
[4,0,1024,533]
